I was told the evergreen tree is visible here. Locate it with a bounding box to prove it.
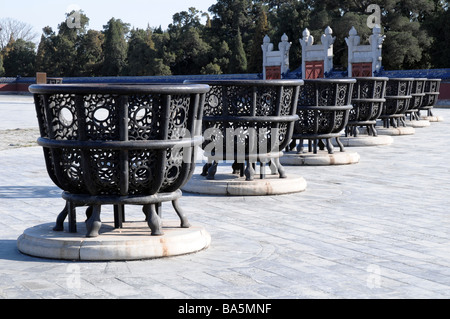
[248,6,269,73]
[167,9,211,75]
[209,0,255,72]
[76,30,104,76]
[229,27,247,73]
[2,38,36,76]
[35,28,56,75]
[102,18,129,76]
[151,31,174,75]
[424,0,450,68]
[35,11,89,76]
[127,28,158,76]
[0,53,5,76]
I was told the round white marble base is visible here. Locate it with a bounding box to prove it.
[17,221,211,261]
[420,115,444,122]
[334,135,394,147]
[280,151,360,166]
[182,173,307,196]
[375,126,416,136]
[406,119,431,128]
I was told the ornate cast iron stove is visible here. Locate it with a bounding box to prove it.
[29,83,209,238]
[290,79,355,154]
[380,78,414,128]
[345,77,388,137]
[185,80,303,181]
[419,79,441,118]
[405,78,427,121]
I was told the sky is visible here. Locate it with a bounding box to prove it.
[1,0,216,41]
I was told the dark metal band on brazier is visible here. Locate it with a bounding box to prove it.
[185,80,303,181]
[30,83,209,238]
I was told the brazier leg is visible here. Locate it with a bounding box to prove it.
[201,163,211,176]
[53,202,69,232]
[143,204,163,236]
[296,138,304,154]
[259,161,267,180]
[172,199,191,228]
[245,160,255,181]
[86,205,102,238]
[272,157,287,179]
[114,204,124,229]
[288,139,297,152]
[325,138,334,154]
[371,125,378,137]
[336,137,345,153]
[85,206,93,221]
[68,201,77,233]
[269,160,278,175]
[319,139,326,151]
[206,161,218,180]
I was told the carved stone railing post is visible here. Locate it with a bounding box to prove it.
[300,27,335,79]
[262,34,291,80]
[346,25,385,77]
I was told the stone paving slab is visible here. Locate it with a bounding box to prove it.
[0,95,449,299]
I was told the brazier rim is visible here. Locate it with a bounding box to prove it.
[29,83,211,95]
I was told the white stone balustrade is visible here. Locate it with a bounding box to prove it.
[300,27,335,79]
[262,34,291,80]
[345,24,386,77]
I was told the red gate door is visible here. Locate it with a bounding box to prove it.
[352,63,373,77]
[305,61,324,79]
[265,66,282,80]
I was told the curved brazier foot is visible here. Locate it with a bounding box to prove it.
[53,202,69,232]
[335,137,345,153]
[86,205,102,238]
[143,204,164,236]
[325,139,334,154]
[172,199,191,229]
[269,160,278,175]
[296,138,305,154]
[201,163,211,177]
[272,158,287,179]
[288,139,297,152]
[245,160,256,181]
[85,206,93,221]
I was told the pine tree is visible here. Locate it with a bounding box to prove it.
[2,38,36,76]
[127,28,157,76]
[248,6,269,73]
[76,30,104,76]
[102,18,129,76]
[230,27,247,73]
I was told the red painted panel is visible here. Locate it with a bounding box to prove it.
[352,63,372,77]
[305,61,324,79]
[265,66,281,80]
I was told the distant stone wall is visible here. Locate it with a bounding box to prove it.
[1,70,449,101]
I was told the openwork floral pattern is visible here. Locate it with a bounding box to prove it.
[202,83,300,158]
[293,79,355,154]
[33,88,202,197]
